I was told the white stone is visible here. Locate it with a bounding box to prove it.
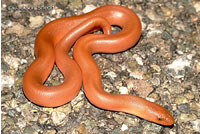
[51,111,66,125]
[119,86,128,94]
[29,16,44,28]
[105,71,117,79]
[146,24,163,37]
[121,124,128,131]
[4,55,20,70]
[193,2,200,12]
[83,5,96,13]
[51,9,56,15]
[1,75,15,88]
[133,54,143,65]
[6,23,31,36]
[191,119,200,132]
[121,65,126,71]
[146,97,156,102]
[129,72,143,79]
[167,57,191,73]
[21,59,27,64]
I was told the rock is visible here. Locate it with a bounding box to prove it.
[77,123,89,134]
[13,11,22,19]
[191,119,200,132]
[16,119,26,129]
[145,9,164,22]
[29,16,44,29]
[71,91,84,110]
[107,0,121,5]
[6,23,31,36]
[8,106,17,116]
[113,114,125,124]
[196,62,200,73]
[5,116,16,126]
[119,86,129,94]
[146,24,163,37]
[151,77,160,86]
[124,116,140,126]
[179,113,197,122]
[150,64,161,72]
[142,121,162,133]
[133,54,143,65]
[161,7,173,18]
[73,100,84,112]
[1,74,14,88]
[24,126,35,134]
[175,96,189,104]
[39,114,48,124]
[166,57,191,78]
[125,80,153,98]
[184,91,195,100]
[129,70,144,79]
[105,71,117,79]
[51,111,66,125]
[4,55,20,70]
[177,103,190,113]
[45,130,57,134]
[121,124,128,131]
[69,0,82,9]
[57,0,69,7]
[193,1,200,12]
[162,31,172,40]
[83,5,96,13]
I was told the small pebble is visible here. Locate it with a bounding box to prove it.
[6,23,31,36]
[151,77,160,86]
[39,114,48,124]
[16,119,26,128]
[29,16,44,29]
[73,100,84,112]
[175,96,189,104]
[129,71,144,79]
[69,0,82,9]
[45,130,57,134]
[113,114,125,124]
[51,111,66,125]
[24,126,35,134]
[146,24,163,37]
[133,54,143,65]
[119,86,128,94]
[126,80,153,98]
[196,62,200,73]
[177,103,190,113]
[193,2,200,12]
[179,113,197,122]
[145,9,164,22]
[191,119,200,132]
[166,57,191,78]
[121,124,128,131]
[83,5,96,13]
[167,57,191,72]
[105,71,117,79]
[1,74,14,88]
[150,64,161,72]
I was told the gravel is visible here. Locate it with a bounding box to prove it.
[1,0,200,133]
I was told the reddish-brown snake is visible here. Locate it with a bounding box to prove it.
[23,5,174,126]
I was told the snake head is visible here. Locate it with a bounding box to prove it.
[142,101,175,126]
[126,96,174,126]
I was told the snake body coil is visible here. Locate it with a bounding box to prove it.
[23,5,174,125]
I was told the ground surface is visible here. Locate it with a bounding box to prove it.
[1,0,200,134]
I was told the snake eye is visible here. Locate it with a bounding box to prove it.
[158,118,162,121]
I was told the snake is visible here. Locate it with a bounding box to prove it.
[23,5,174,126]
